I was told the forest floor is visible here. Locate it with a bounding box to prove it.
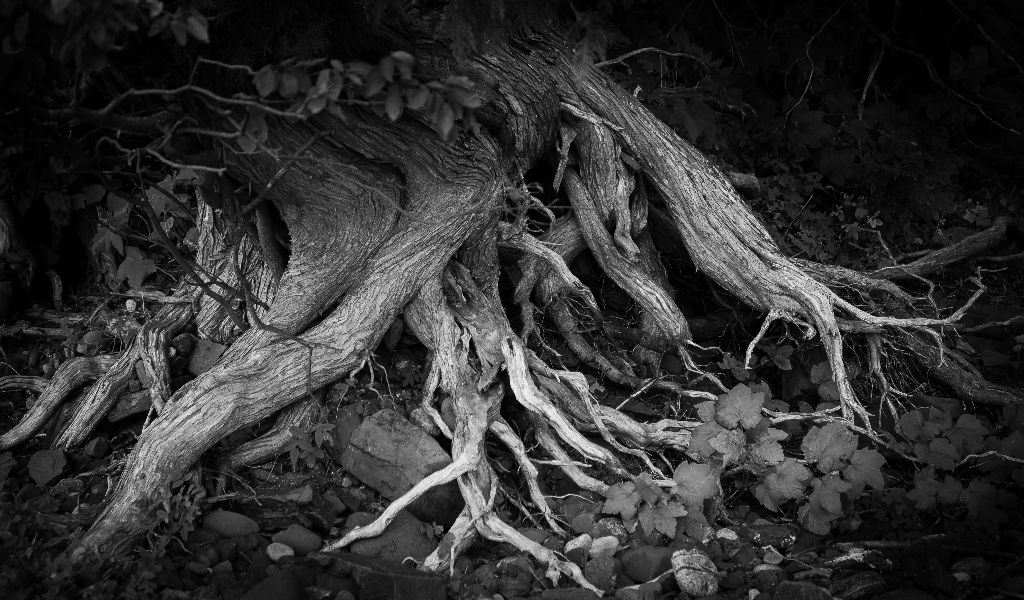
[1,264,1023,600]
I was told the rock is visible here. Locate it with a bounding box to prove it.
[340,409,463,526]
[517,527,550,546]
[565,534,593,566]
[830,571,886,600]
[241,570,304,600]
[203,510,260,537]
[185,528,221,553]
[170,333,197,358]
[741,522,799,549]
[762,546,784,565]
[272,524,322,556]
[349,509,436,563]
[732,542,759,567]
[589,535,619,559]
[774,581,832,600]
[721,570,745,589]
[715,527,739,541]
[620,546,673,582]
[187,339,226,376]
[752,564,782,592]
[83,436,109,458]
[875,590,935,600]
[672,548,719,597]
[496,555,535,598]
[267,542,295,562]
[540,588,601,600]
[330,405,363,463]
[585,554,616,590]
[615,582,661,600]
[591,517,629,544]
[309,552,446,600]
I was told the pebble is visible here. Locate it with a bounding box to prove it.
[588,535,619,559]
[203,510,260,537]
[266,542,295,562]
[271,524,322,556]
[671,548,719,597]
[763,546,785,565]
[773,580,832,600]
[716,527,739,541]
[619,546,674,582]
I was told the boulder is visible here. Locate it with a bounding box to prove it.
[341,409,463,526]
[349,509,436,563]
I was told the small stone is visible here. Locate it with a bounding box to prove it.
[763,546,784,565]
[793,568,832,581]
[741,523,798,549]
[517,527,551,546]
[585,554,616,590]
[614,581,661,600]
[672,548,719,597]
[716,527,739,541]
[589,535,619,559]
[620,546,673,582]
[831,571,886,600]
[266,542,295,562]
[203,510,260,537]
[565,534,593,566]
[187,339,227,376]
[83,436,110,458]
[773,580,832,600]
[721,570,746,589]
[241,570,304,600]
[732,543,758,567]
[496,555,535,598]
[271,524,322,556]
[212,560,233,574]
[540,587,601,600]
[591,517,629,544]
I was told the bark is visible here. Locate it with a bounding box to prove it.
[0,23,1016,591]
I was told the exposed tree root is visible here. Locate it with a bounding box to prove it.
[0,355,119,449]
[1,29,1018,595]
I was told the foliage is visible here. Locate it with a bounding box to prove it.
[285,423,335,470]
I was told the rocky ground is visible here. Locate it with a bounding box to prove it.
[1,294,1023,600]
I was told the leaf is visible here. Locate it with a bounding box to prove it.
[688,421,726,460]
[946,414,989,455]
[716,383,764,430]
[748,427,787,466]
[754,458,812,511]
[695,401,717,423]
[672,461,719,510]
[91,227,124,256]
[801,422,857,472]
[632,473,662,506]
[709,429,746,466]
[116,246,157,289]
[652,501,687,538]
[809,361,832,384]
[186,15,208,43]
[254,66,277,97]
[28,449,67,485]
[435,101,455,140]
[385,85,403,121]
[278,71,299,98]
[797,475,851,535]
[602,481,640,521]
[914,437,959,471]
[842,448,885,495]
